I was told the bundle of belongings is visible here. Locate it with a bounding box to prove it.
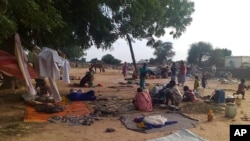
[35,103,66,114]
[66,89,96,101]
[133,115,177,130]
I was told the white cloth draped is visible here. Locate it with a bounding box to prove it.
[38,47,70,102]
[14,33,36,100]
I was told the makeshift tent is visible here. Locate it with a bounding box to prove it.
[147,67,163,76]
[36,47,70,102]
[0,50,38,79]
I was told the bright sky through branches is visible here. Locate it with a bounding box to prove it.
[86,0,250,63]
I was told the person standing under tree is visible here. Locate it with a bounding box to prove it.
[122,62,129,78]
[139,63,148,89]
[170,62,177,81]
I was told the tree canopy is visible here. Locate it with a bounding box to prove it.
[187,42,213,66]
[101,54,121,65]
[0,0,194,61]
[187,41,232,67]
[153,41,175,64]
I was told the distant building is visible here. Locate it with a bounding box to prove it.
[224,56,250,68]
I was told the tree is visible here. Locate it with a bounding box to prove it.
[153,41,175,64]
[208,48,232,67]
[0,0,194,89]
[101,54,121,66]
[90,58,100,64]
[187,42,213,67]
[109,0,195,72]
[60,46,86,62]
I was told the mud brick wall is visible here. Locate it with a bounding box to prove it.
[217,68,250,80]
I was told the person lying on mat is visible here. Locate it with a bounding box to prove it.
[133,88,153,112]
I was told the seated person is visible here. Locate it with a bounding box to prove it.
[183,86,196,102]
[79,68,94,87]
[233,78,248,99]
[157,82,172,105]
[166,80,182,106]
[35,79,54,103]
[133,88,153,112]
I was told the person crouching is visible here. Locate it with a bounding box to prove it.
[133,88,153,112]
[183,86,196,103]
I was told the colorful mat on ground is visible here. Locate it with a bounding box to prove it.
[24,101,93,122]
[120,112,199,133]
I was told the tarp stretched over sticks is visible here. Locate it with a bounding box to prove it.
[0,50,38,79]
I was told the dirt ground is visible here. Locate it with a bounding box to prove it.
[0,68,250,141]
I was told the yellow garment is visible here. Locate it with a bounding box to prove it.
[137,122,146,128]
[194,80,199,91]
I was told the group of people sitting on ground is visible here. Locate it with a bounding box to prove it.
[132,80,197,112]
[133,77,249,112]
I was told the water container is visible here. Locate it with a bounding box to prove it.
[207,110,214,122]
[225,103,237,118]
[214,89,225,103]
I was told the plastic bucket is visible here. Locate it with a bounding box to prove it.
[225,103,237,118]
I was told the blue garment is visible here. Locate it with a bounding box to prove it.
[67,90,96,101]
[139,65,148,89]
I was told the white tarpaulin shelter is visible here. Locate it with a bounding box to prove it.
[147,129,208,141]
[37,47,70,102]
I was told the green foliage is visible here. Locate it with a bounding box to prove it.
[101,54,121,65]
[60,46,85,62]
[0,0,194,61]
[208,48,232,67]
[0,14,16,40]
[187,42,213,66]
[109,0,194,40]
[153,41,175,64]
[90,58,99,64]
[187,42,232,67]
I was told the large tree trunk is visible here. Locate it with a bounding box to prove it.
[126,34,138,74]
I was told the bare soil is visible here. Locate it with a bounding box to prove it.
[0,68,250,141]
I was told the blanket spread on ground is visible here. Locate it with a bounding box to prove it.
[120,112,199,133]
[24,101,93,122]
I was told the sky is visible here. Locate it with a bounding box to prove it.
[85,0,250,63]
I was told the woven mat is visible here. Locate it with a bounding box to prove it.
[120,112,199,133]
